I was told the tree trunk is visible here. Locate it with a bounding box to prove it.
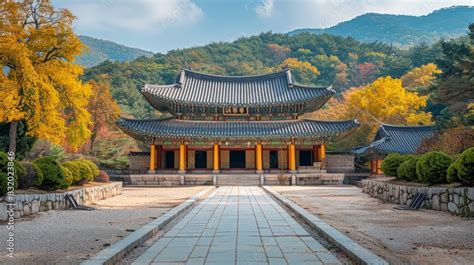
[90,126,97,151]
[8,120,18,153]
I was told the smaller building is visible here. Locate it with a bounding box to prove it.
[352,124,436,175]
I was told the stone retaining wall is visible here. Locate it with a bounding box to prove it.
[0,182,122,221]
[362,179,474,217]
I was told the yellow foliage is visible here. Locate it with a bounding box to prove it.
[401,63,442,91]
[0,0,91,150]
[346,76,432,125]
[280,58,320,85]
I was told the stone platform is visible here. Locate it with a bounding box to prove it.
[126,173,368,186]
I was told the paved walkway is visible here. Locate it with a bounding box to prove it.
[132,186,340,265]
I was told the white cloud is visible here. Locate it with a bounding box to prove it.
[255,0,274,18]
[67,0,204,31]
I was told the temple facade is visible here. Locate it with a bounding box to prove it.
[118,68,358,174]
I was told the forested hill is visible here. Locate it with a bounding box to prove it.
[84,31,448,118]
[77,36,154,68]
[289,6,473,46]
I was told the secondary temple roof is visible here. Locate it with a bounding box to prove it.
[352,124,436,155]
[142,68,334,113]
[117,118,359,141]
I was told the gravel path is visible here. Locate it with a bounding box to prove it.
[272,186,474,265]
[0,186,208,265]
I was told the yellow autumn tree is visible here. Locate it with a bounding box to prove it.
[401,63,441,92]
[87,77,121,150]
[346,76,432,125]
[279,58,320,85]
[0,0,91,152]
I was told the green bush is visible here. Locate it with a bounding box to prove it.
[405,156,420,181]
[73,159,93,184]
[60,165,73,187]
[62,161,82,183]
[397,160,409,179]
[448,147,474,186]
[80,159,100,179]
[19,162,43,189]
[34,156,67,190]
[381,153,407,177]
[416,151,452,184]
[0,152,26,195]
[447,160,460,183]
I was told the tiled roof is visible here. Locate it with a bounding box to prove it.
[141,68,334,112]
[117,117,358,141]
[352,124,436,155]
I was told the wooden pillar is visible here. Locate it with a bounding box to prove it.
[256,142,263,173]
[149,144,156,172]
[156,145,162,169]
[318,144,326,162]
[313,145,319,163]
[288,141,296,171]
[179,141,186,173]
[213,143,220,173]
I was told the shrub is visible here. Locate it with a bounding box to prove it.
[34,156,67,190]
[62,161,82,183]
[397,160,409,179]
[381,153,407,177]
[0,152,26,195]
[73,160,93,184]
[416,151,452,184]
[449,147,474,186]
[19,162,43,189]
[60,165,73,187]
[447,160,460,183]
[405,156,420,181]
[80,159,100,179]
[95,170,110,183]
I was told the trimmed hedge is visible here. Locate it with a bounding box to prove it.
[381,153,404,177]
[405,156,420,181]
[416,151,452,184]
[73,159,93,183]
[62,161,83,183]
[80,159,100,180]
[397,160,409,179]
[60,165,74,187]
[19,162,43,189]
[34,156,67,190]
[448,147,474,186]
[0,152,26,195]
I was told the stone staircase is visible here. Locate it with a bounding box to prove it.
[216,175,262,186]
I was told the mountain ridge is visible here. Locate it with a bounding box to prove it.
[288,6,473,46]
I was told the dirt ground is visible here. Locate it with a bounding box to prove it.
[0,186,209,265]
[272,186,474,265]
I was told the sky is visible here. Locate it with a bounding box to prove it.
[52,0,473,53]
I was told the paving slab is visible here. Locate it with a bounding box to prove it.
[132,186,341,265]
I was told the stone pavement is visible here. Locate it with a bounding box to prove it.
[132,186,341,265]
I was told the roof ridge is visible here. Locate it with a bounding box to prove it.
[381,123,436,129]
[181,67,290,80]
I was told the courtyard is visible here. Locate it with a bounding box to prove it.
[272,186,474,264]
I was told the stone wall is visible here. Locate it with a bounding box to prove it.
[0,182,122,221]
[362,179,474,217]
[326,154,355,173]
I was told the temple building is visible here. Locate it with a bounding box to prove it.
[353,124,436,175]
[118,68,358,178]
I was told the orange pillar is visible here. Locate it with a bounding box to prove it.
[318,144,326,162]
[288,141,296,171]
[256,142,263,172]
[179,142,186,173]
[149,144,156,172]
[213,143,220,173]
